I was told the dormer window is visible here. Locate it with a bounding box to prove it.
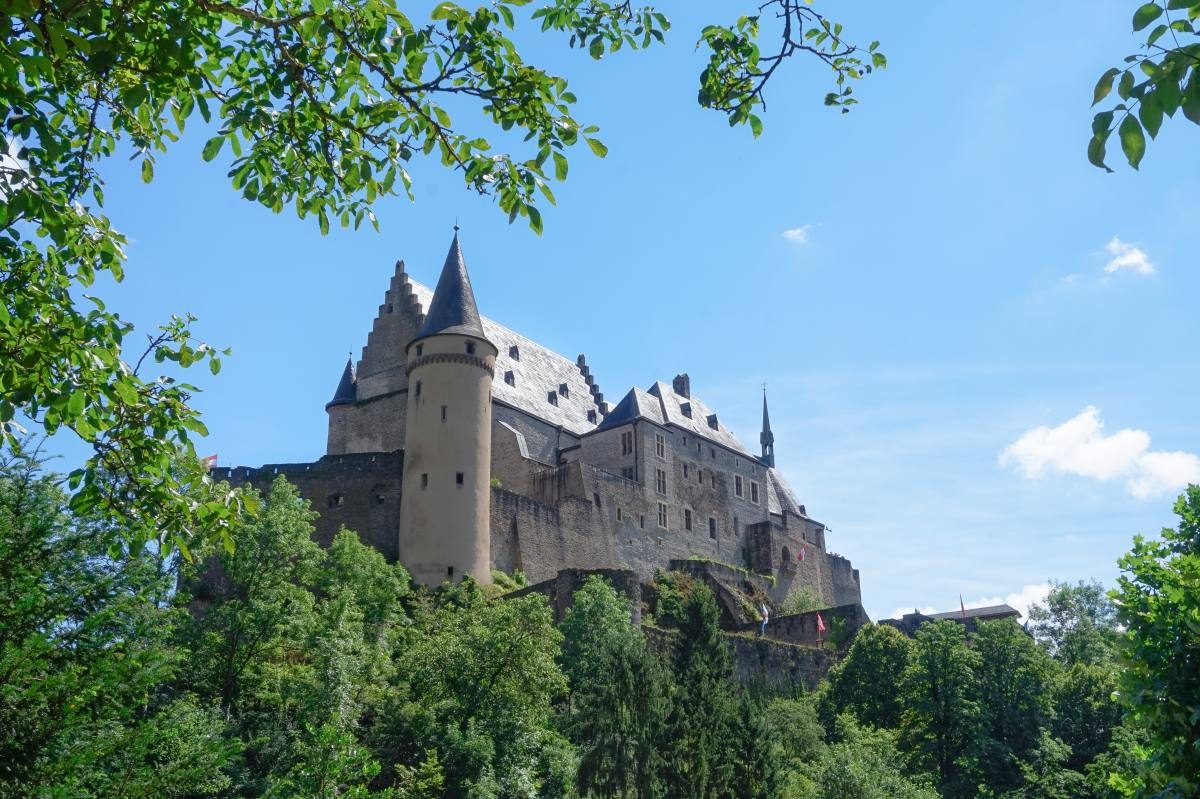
[706,413,719,430]
[680,402,692,418]
[504,370,515,386]
[547,391,558,406]
[587,409,597,423]
[558,383,569,398]
[509,345,520,360]
[465,341,476,355]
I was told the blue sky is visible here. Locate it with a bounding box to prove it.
[50,2,1200,620]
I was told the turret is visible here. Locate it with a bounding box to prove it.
[760,386,775,468]
[325,355,357,454]
[398,229,497,586]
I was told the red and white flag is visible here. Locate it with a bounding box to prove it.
[816,612,826,634]
[797,542,806,562]
[201,454,218,469]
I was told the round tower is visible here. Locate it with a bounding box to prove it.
[398,230,497,586]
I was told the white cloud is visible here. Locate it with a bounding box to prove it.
[1103,236,1155,276]
[781,225,813,245]
[1000,406,1200,499]
[888,605,937,619]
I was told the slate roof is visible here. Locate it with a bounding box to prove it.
[326,357,357,409]
[647,381,754,456]
[415,232,487,342]
[594,387,666,432]
[927,604,1020,621]
[766,468,806,517]
[409,281,603,435]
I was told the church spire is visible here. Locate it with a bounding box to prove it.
[326,354,356,409]
[760,385,775,468]
[415,228,487,342]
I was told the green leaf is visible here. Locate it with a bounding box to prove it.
[749,114,763,137]
[1088,133,1113,172]
[552,151,568,181]
[140,158,154,183]
[1133,2,1164,31]
[1093,68,1121,105]
[1118,71,1135,100]
[201,136,224,162]
[584,137,608,157]
[67,391,85,418]
[1119,114,1146,168]
[1140,91,1164,138]
[528,204,543,235]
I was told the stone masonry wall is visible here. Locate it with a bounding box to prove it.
[213,451,403,561]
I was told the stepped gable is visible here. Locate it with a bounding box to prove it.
[648,380,754,456]
[766,468,805,517]
[407,281,603,435]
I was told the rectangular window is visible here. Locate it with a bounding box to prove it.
[734,515,740,533]
[683,463,689,479]
[456,472,464,486]
[420,473,428,489]
[697,468,703,485]
[655,468,667,495]
[621,430,634,455]
[639,514,645,529]
[735,475,743,498]
[709,517,717,539]
[617,507,624,521]
[441,405,447,421]
[657,502,668,529]
[684,508,692,531]
[655,433,666,458]
[621,467,635,480]
[750,481,759,504]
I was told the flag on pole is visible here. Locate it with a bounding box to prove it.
[960,594,967,620]
[202,454,218,469]
[816,613,826,634]
[797,542,806,562]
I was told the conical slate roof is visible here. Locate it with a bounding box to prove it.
[415,231,487,341]
[326,356,357,409]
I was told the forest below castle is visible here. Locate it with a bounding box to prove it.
[1,447,1197,799]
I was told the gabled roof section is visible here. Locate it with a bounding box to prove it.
[594,387,666,432]
[928,604,1020,621]
[415,231,487,341]
[408,281,604,435]
[326,356,356,409]
[648,381,753,456]
[766,468,805,517]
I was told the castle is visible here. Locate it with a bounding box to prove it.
[214,231,863,610]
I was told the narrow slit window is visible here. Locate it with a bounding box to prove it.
[420,473,428,489]
[441,405,447,422]
[456,472,464,486]
[465,341,476,355]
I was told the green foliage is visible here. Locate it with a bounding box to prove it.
[898,620,983,799]
[1112,484,1200,796]
[1089,0,1200,170]
[1051,663,1122,773]
[825,623,913,730]
[779,584,824,616]
[649,569,696,629]
[807,714,939,799]
[1027,580,1120,666]
[489,568,528,594]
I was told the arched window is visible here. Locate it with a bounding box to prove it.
[782,545,792,564]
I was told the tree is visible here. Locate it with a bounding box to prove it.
[661,583,737,799]
[1051,662,1122,774]
[559,575,641,701]
[0,445,235,797]
[1089,0,1200,171]
[825,623,914,730]
[1112,484,1200,796]
[811,714,940,799]
[763,695,827,798]
[1,2,881,555]
[898,620,982,799]
[972,619,1056,794]
[1026,580,1120,667]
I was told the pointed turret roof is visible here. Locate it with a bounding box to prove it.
[415,230,488,342]
[760,388,775,467]
[326,356,357,409]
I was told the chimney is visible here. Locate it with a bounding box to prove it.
[672,373,691,398]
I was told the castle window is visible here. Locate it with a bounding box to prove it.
[657,502,668,529]
[621,467,634,480]
[441,405,447,422]
[559,383,569,398]
[617,507,623,521]
[621,431,634,456]
[706,413,719,430]
[655,434,665,458]
[376,492,386,504]
[593,492,601,508]
[709,517,717,538]
[420,473,428,489]
[465,341,476,355]
[509,345,520,360]
[504,370,515,386]
[683,464,689,479]
[415,380,422,397]
[750,481,760,504]
[734,515,740,532]
[547,391,558,406]
[456,472,464,486]
[327,493,344,508]
[710,447,716,459]
[680,402,692,418]
[655,468,667,495]
[415,344,423,357]
[735,475,743,498]
[587,409,597,423]
[447,566,454,578]
[639,514,645,529]
[684,508,692,531]
[387,303,394,313]
[698,468,704,485]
